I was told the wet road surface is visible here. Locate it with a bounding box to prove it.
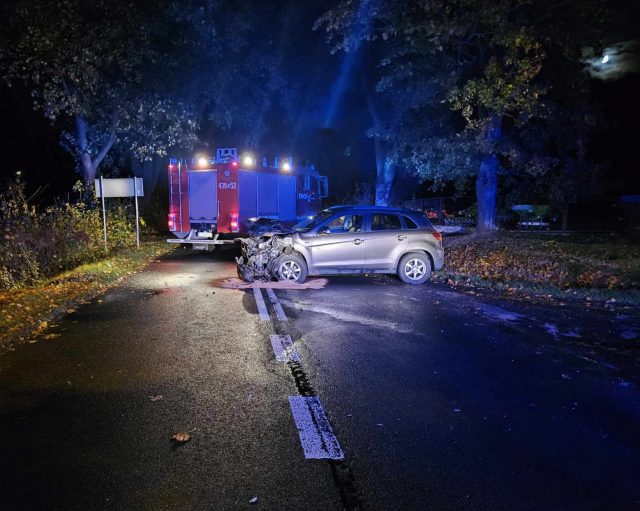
[1,248,639,510]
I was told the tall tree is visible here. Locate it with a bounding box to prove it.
[0,0,199,187]
[318,0,609,230]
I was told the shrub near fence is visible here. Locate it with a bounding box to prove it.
[0,180,136,289]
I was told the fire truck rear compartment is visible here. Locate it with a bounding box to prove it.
[167,148,328,247]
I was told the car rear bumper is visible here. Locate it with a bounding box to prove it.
[432,248,444,271]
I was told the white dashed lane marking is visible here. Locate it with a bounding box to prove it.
[269,334,301,363]
[266,288,288,321]
[253,286,345,461]
[288,396,344,460]
[253,288,270,321]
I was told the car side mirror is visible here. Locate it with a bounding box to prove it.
[317,225,330,235]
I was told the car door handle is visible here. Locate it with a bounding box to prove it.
[353,238,364,245]
[397,235,407,241]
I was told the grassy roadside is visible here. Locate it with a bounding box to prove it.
[0,241,174,353]
[433,231,640,307]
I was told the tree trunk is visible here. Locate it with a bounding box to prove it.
[476,116,502,233]
[75,114,117,189]
[476,154,498,232]
[374,138,394,206]
[363,64,395,207]
[76,115,97,187]
[375,157,394,206]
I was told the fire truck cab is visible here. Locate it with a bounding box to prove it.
[167,148,328,248]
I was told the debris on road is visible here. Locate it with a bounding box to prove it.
[249,496,258,504]
[171,432,191,443]
[149,395,163,401]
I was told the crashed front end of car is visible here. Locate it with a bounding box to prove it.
[236,234,296,282]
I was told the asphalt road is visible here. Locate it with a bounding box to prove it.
[1,248,639,510]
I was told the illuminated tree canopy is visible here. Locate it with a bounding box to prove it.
[318,0,613,230]
[0,0,285,187]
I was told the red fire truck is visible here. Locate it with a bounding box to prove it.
[167,148,328,248]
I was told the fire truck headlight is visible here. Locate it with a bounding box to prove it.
[197,157,208,167]
[243,155,255,167]
[282,161,291,172]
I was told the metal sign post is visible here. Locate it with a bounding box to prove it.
[134,177,140,248]
[96,177,144,249]
[100,176,107,250]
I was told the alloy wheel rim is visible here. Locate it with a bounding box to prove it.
[280,260,302,280]
[405,258,427,280]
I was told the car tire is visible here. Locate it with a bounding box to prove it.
[397,252,431,285]
[274,253,308,284]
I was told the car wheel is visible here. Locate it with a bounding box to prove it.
[275,253,308,284]
[398,252,431,284]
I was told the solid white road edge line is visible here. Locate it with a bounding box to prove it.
[269,334,301,363]
[266,288,288,321]
[253,288,270,321]
[288,396,345,460]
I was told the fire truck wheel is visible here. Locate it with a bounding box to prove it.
[275,254,308,284]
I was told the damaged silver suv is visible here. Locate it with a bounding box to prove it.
[236,206,444,285]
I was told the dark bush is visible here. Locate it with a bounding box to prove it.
[0,179,135,289]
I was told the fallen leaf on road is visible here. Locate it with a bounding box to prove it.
[149,395,163,401]
[42,333,61,340]
[171,432,191,443]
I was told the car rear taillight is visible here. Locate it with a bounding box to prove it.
[432,231,442,242]
[168,214,175,230]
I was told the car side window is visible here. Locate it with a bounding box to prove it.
[371,214,402,231]
[402,215,419,230]
[324,214,362,233]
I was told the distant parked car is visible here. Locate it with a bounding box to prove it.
[237,205,444,284]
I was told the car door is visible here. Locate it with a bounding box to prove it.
[307,213,366,272]
[364,212,408,270]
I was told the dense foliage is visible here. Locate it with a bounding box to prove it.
[317,0,614,230]
[0,0,286,187]
[441,232,640,290]
[0,0,202,186]
[0,179,136,289]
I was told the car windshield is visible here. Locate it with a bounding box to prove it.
[293,210,335,232]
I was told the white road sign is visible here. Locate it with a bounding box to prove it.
[96,178,144,198]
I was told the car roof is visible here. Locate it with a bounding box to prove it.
[326,205,421,215]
